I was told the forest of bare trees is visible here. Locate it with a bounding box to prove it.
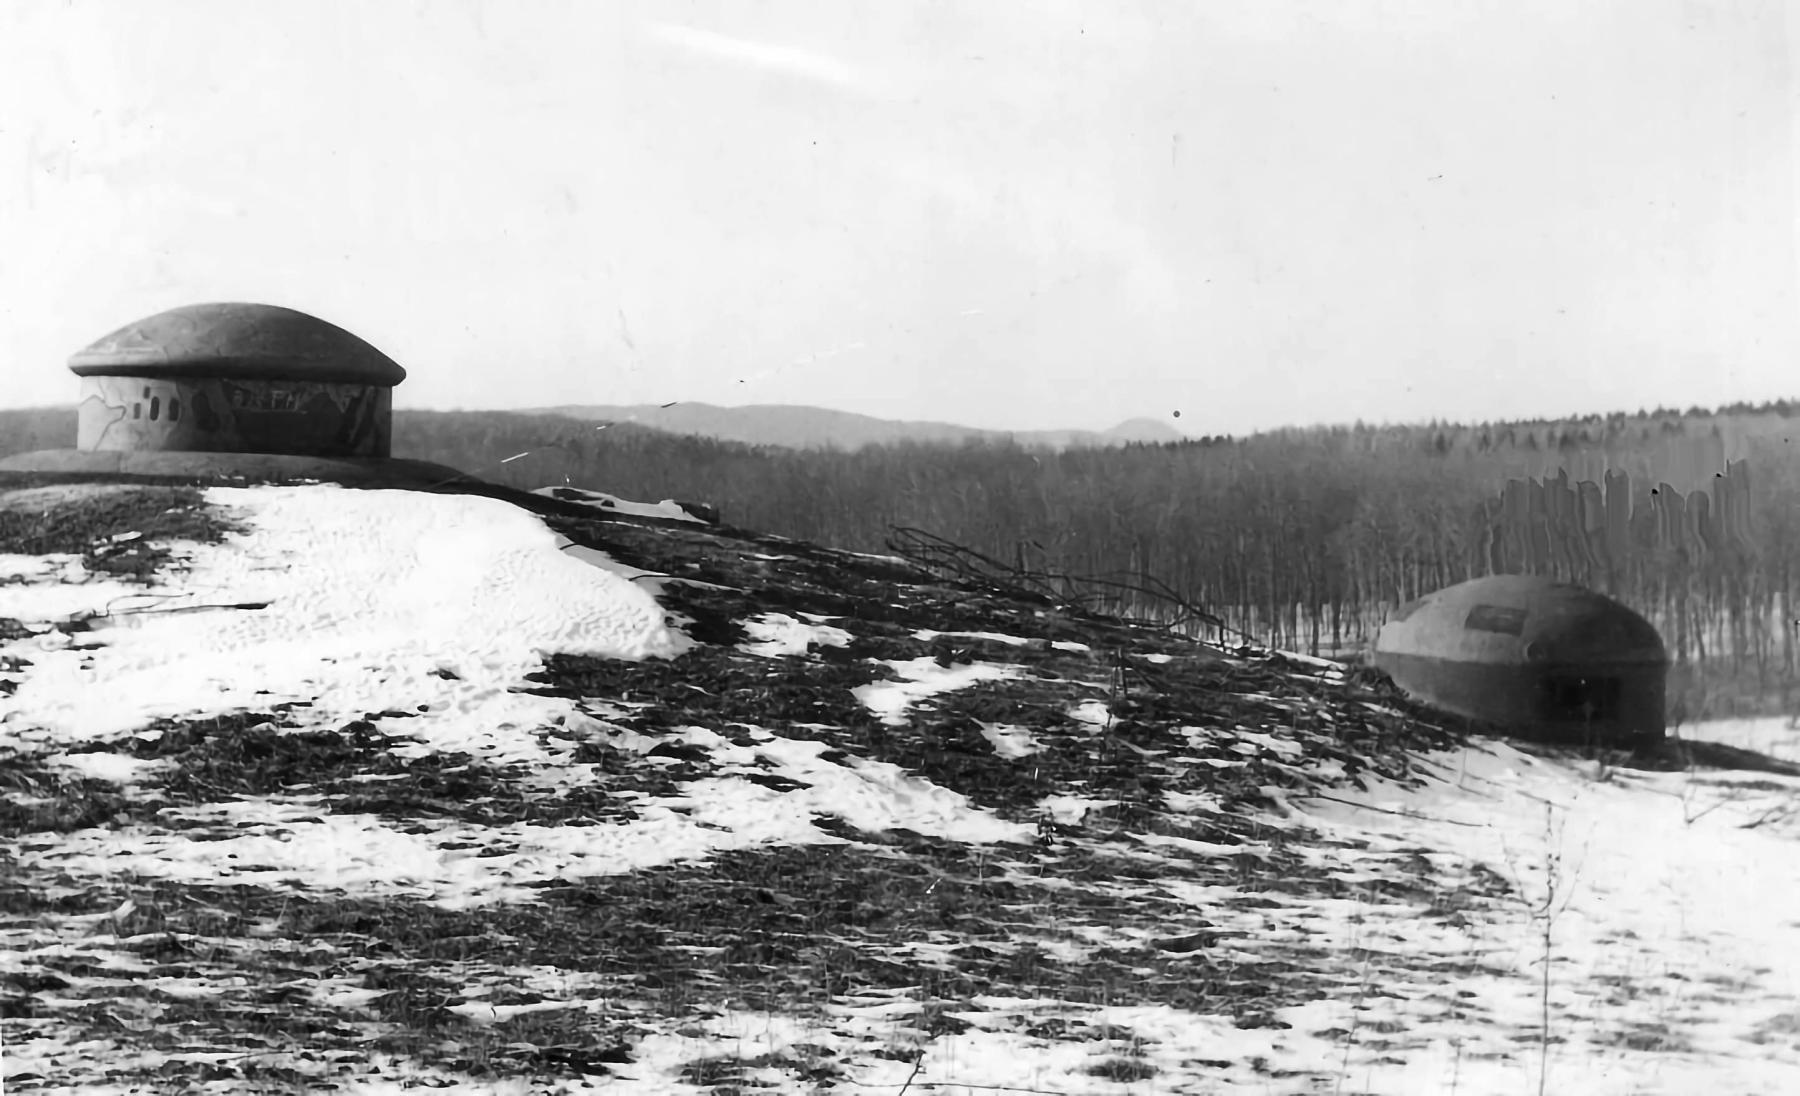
[6,401,1799,716]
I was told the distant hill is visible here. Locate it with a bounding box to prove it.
[525,402,1188,451]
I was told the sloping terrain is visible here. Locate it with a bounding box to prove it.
[1,475,1798,1094]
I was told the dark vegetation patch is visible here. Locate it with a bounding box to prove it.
[107,712,504,824]
[1089,1057,1159,1082]
[528,646,896,736]
[0,709,687,839]
[678,1048,845,1093]
[0,876,643,1084]
[431,839,1337,1015]
[0,757,135,836]
[0,481,243,583]
[70,711,667,828]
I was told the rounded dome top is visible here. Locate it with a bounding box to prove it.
[1377,574,1666,667]
[68,303,406,386]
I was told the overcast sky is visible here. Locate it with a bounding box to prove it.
[2,0,1795,437]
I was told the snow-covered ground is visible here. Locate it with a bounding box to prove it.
[1285,731,1800,1094]
[3,485,684,754]
[4,482,1799,1094]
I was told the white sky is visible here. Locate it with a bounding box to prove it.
[1,0,1796,436]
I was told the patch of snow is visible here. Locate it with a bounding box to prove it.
[532,485,704,522]
[1132,831,1267,858]
[852,657,1021,725]
[1051,639,1091,652]
[913,628,1029,646]
[1068,698,1111,728]
[1683,715,1800,762]
[1276,649,1344,671]
[448,998,586,1025]
[0,555,153,625]
[614,1011,841,1092]
[0,551,70,579]
[310,979,390,1010]
[740,612,853,657]
[144,976,233,999]
[825,547,912,566]
[976,721,1041,759]
[12,803,744,907]
[551,534,666,582]
[1233,729,1303,759]
[45,751,166,785]
[1038,795,1115,826]
[658,730,1031,845]
[1161,789,1224,814]
[1,485,685,749]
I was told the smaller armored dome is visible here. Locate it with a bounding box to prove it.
[1372,574,1667,746]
